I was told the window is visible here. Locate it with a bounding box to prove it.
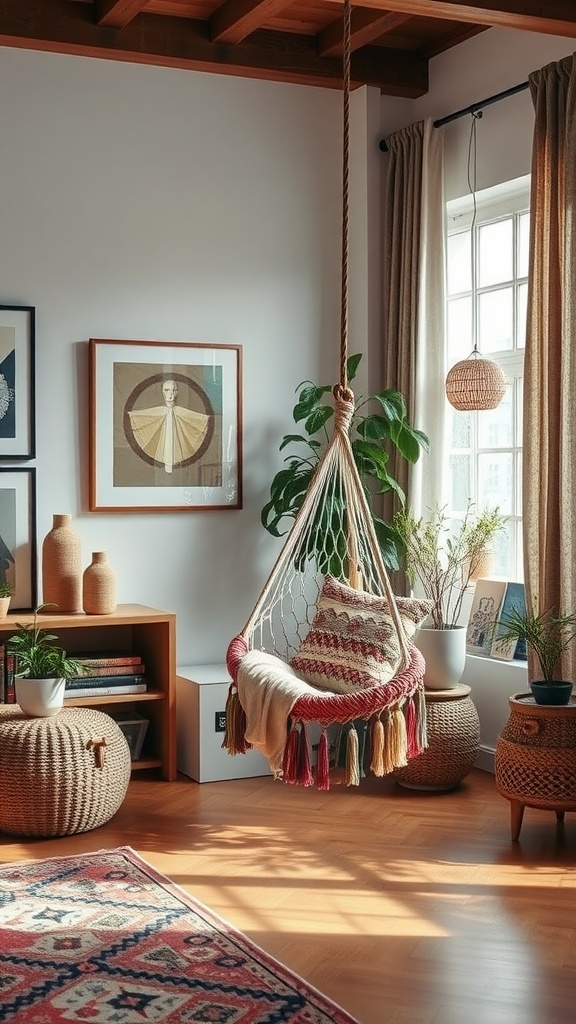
[445,176,529,580]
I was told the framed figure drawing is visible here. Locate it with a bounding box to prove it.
[89,339,243,512]
[0,305,35,460]
[0,468,37,610]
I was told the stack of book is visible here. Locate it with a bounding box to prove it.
[64,651,148,698]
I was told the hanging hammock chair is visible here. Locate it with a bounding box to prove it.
[223,1,428,790]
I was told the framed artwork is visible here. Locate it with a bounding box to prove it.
[89,339,243,512]
[0,467,37,610]
[0,305,35,460]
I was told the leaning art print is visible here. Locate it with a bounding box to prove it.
[89,340,242,512]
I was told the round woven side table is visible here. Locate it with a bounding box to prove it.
[495,692,576,840]
[393,684,480,791]
[0,706,132,837]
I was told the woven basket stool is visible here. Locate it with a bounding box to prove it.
[495,692,576,840]
[0,706,132,837]
[393,684,480,791]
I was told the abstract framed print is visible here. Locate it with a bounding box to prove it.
[0,467,37,610]
[89,339,242,512]
[0,305,35,459]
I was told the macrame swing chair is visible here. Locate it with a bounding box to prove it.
[223,0,427,790]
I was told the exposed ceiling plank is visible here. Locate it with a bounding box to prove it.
[421,23,488,59]
[342,0,576,37]
[211,0,293,45]
[318,12,411,59]
[0,0,428,93]
[95,1,148,29]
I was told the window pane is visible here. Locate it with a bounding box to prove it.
[449,454,471,513]
[478,220,513,287]
[478,452,513,514]
[477,385,513,447]
[517,282,527,349]
[492,521,514,577]
[478,288,513,352]
[450,408,471,448]
[447,231,471,295]
[447,296,472,362]
[518,212,530,277]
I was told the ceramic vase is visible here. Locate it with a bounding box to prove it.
[42,514,82,613]
[83,551,117,615]
[413,625,467,690]
[15,676,66,717]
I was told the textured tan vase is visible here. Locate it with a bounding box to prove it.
[83,551,117,614]
[42,514,82,613]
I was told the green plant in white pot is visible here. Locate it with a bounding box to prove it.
[492,604,576,706]
[393,503,506,688]
[0,581,13,618]
[7,604,85,717]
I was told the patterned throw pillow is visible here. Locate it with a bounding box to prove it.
[391,596,434,636]
[290,578,431,694]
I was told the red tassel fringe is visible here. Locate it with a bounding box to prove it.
[316,729,330,790]
[297,724,314,787]
[405,696,420,758]
[282,723,300,784]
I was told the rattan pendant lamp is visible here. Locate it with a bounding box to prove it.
[445,112,506,412]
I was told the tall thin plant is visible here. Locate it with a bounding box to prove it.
[394,503,506,629]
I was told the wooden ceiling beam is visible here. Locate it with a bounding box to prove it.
[0,0,428,94]
[337,0,576,37]
[318,12,411,60]
[210,0,293,45]
[95,1,148,30]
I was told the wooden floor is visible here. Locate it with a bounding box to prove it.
[1,767,576,1023]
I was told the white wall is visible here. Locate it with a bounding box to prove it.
[0,48,355,664]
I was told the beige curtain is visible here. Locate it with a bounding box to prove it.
[382,119,446,588]
[524,53,576,680]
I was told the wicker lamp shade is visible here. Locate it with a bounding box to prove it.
[445,354,506,411]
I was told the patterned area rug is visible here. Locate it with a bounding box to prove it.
[0,846,358,1023]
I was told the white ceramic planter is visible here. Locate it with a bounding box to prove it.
[15,677,66,717]
[414,626,467,690]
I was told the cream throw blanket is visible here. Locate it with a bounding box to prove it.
[237,649,323,776]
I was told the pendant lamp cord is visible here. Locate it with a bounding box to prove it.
[339,0,352,392]
[468,110,482,357]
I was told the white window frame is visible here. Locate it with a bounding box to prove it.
[445,175,530,582]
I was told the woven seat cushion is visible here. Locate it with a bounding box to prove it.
[290,576,431,694]
[0,706,132,837]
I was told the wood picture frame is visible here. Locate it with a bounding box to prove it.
[89,339,242,512]
[0,305,35,460]
[0,467,37,610]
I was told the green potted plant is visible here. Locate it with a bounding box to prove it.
[393,503,507,688]
[492,604,576,705]
[0,581,13,618]
[6,604,85,717]
[261,353,429,571]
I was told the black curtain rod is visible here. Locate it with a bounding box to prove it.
[378,80,530,152]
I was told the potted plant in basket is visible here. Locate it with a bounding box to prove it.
[393,503,506,688]
[6,604,85,717]
[491,603,576,706]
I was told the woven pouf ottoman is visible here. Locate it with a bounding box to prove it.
[393,684,481,791]
[0,706,132,837]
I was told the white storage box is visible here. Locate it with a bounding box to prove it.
[176,664,272,783]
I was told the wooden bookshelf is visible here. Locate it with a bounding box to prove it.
[0,604,176,781]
